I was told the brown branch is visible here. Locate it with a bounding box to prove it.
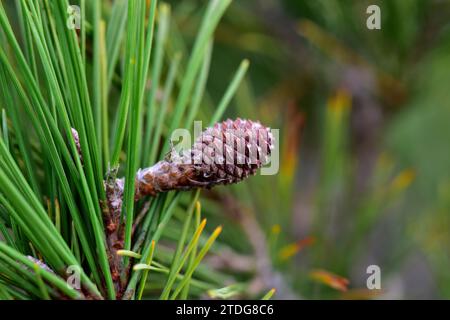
[214,193,300,299]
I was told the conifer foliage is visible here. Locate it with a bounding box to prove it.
[0,0,263,299]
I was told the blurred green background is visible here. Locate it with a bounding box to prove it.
[164,0,450,299]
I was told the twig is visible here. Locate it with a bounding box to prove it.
[216,193,300,299]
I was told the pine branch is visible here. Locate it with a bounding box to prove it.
[73,118,274,298]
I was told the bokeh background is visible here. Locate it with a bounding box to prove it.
[163,0,450,299]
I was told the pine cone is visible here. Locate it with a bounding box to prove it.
[135,118,274,197]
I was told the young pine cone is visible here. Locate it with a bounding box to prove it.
[135,118,274,198]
